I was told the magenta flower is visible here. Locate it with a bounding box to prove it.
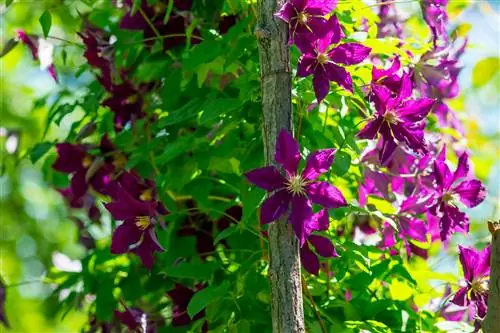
[421,0,449,47]
[296,16,371,102]
[377,2,404,38]
[429,150,486,240]
[245,130,347,245]
[371,57,404,95]
[275,0,337,50]
[357,79,435,164]
[105,175,167,269]
[451,245,490,319]
[16,30,57,82]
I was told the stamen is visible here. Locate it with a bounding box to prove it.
[112,152,128,169]
[135,216,151,230]
[470,277,489,295]
[442,191,459,204]
[317,53,330,65]
[297,12,309,25]
[82,155,93,168]
[286,174,308,197]
[139,189,153,202]
[383,112,399,125]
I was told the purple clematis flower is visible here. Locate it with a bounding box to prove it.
[167,284,208,332]
[299,209,338,275]
[429,149,487,240]
[357,77,435,164]
[451,245,490,319]
[421,0,449,47]
[370,57,404,95]
[377,1,404,38]
[245,130,347,245]
[114,307,146,331]
[16,30,57,82]
[104,175,167,269]
[275,0,337,50]
[296,16,371,102]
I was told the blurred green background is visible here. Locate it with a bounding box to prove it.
[0,0,499,332]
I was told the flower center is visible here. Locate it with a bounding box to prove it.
[442,191,458,204]
[139,189,153,202]
[286,174,308,197]
[82,155,93,168]
[317,52,330,65]
[470,276,488,295]
[112,152,128,169]
[297,12,310,25]
[135,216,151,230]
[383,111,399,124]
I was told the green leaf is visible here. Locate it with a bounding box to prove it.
[30,142,53,163]
[332,150,351,176]
[214,223,240,244]
[6,0,13,7]
[167,261,220,280]
[472,57,499,88]
[200,98,243,124]
[157,98,202,127]
[0,38,18,58]
[39,10,52,39]
[187,282,227,319]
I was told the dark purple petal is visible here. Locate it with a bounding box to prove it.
[308,235,338,257]
[305,0,338,15]
[371,86,391,114]
[114,308,143,330]
[459,245,491,282]
[397,98,435,122]
[357,118,383,140]
[318,15,344,49]
[379,136,398,165]
[70,171,89,200]
[399,217,427,242]
[274,2,295,23]
[105,188,156,221]
[111,223,142,254]
[260,190,290,224]
[302,148,336,180]
[275,129,301,175]
[313,73,330,102]
[433,160,453,191]
[324,63,353,92]
[306,181,347,208]
[450,287,469,307]
[300,243,320,275]
[439,204,469,241]
[297,55,316,77]
[133,229,164,269]
[53,143,87,174]
[372,57,401,82]
[290,196,314,246]
[309,209,330,231]
[245,166,285,192]
[453,152,470,183]
[453,180,486,208]
[328,43,371,65]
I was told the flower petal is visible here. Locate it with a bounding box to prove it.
[305,0,338,15]
[357,118,383,140]
[458,245,491,282]
[397,98,435,122]
[245,166,284,191]
[260,190,290,224]
[324,63,353,92]
[453,152,470,183]
[274,2,294,22]
[313,73,330,102]
[433,160,453,191]
[297,55,316,77]
[317,15,344,51]
[300,243,320,275]
[308,235,338,257]
[290,196,314,246]
[306,181,347,208]
[450,287,469,307]
[453,180,486,208]
[53,143,86,174]
[302,148,336,180]
[275,129,301,175]
[111,223,142,254]
[439,204,469,241]
[328,43,371,65]
[379,136,398,165]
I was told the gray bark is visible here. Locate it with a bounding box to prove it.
[483,221,500,333]
[255,1,305,332]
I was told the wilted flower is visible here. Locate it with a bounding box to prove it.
[245,129,347,245]
[357,78,435,164]
[296,16,371,102]
[451,245,490,319]
[429,149,487,240]
[275,0,337,50]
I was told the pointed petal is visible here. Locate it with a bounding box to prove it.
[399,217,427,242]
[379,136,398,165]
[371,86,391,113]
[245,166,285,191]
[313,73,330,102]
[357,118,383,140]
[305,0,338,15]
[308,235,338,257]
[275,129,301,175]
[111,223,142,254]
[306,181,347,208]
[458,245,488,282]
[274,2,294,22]
[309,209,330,231]
[328,43,371,65]
[372,57,400,81]
[317,15,344,51]
[300,243,320,275]
[302,148,336,180]
[290,196,314,246]
[397,98,435,122]
[433,160,453,191]
[453,152,470,183]
[453,180,486,208]
[260,190,290,224]
[324,63,352,92]
[439,204,469,241]
[397,72,413,101]
[297,55,316,77]
[450,287,469,307]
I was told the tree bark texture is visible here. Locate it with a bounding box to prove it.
[256,1,305,332]
[483,221,500,333]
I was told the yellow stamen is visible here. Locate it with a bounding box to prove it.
[297,12,310,25]
[82,155,93,168]
[286,174,308,197]
[470,277,488,295]
[317,52,330,65]
[383,112,399,125]
[135,216,151,230]
[139,189,153,202]
[126,94,139,104]
[112,152,128,169]
[442,191,459,204]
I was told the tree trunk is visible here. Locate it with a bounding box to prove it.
[483,221,500,333]
[255,1,305,332]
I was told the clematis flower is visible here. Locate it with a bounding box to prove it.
[245,130,347,245]
[104,177,167,269]
[421,0,449,47]
[299,210,338,275]
[429,149,487,240]
[357,77,435,164]
[16,30,57,82]
[451,245,490,319]
[370,57,404,96]
[377,2,404,39]
[433,102,464,136]
[114,307,146,331]
[296,16,371,102]
[275,0,337,50]
[167,284,208,332]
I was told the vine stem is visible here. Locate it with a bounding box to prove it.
[302,276,328,333]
